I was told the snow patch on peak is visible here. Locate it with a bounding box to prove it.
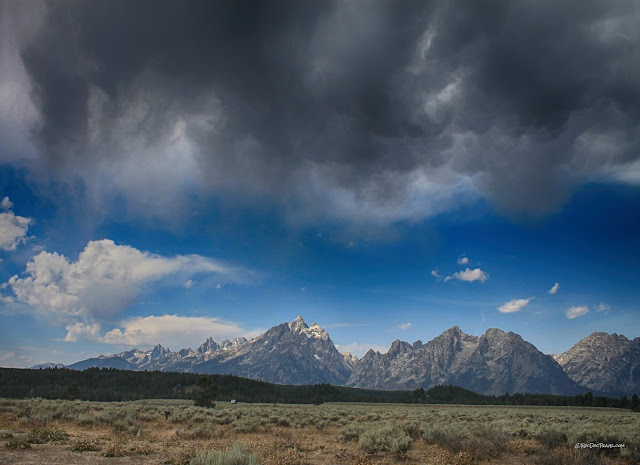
[301,322,329,340]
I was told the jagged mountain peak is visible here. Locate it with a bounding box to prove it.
[220,337,248,350]
[61,317,638,396]
[585,331,629,343]
[388,339,412,355]
[483,328,521,340]
[148,344,171,362]
[197,337,218,354]
[554,330,640,395]
[439,326,471,340]
[481,328,519,343]
[289,315,308,332]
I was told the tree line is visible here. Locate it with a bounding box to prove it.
[0,368,637,411]
[405,385,640,411]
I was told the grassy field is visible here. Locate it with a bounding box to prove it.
[1,398,639,464]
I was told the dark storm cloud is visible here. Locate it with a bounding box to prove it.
[14,0,640,221]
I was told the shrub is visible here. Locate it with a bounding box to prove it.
[341,423,365,442]
[70,438,101,452]
[233,417,263,433]
[423,427,509,461]
[464,430,510,461]
[403,421,422,440]
[29,427,69,443]
[103,436,125,457]
[190,442,261,465]
[5,439,31,449]
[534,430,568,449]
[112,418,141,436]
[176,421,221,440]
[423,428,465,453]
[358,425,412,454]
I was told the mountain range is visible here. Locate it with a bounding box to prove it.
[37,316,640,396]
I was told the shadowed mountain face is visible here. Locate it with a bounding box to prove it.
[67,343,171,371]
[59,317,636,395]
[554,332,640,396]
[346,326,583,395]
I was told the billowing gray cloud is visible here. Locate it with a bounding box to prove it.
[5,0,640,224]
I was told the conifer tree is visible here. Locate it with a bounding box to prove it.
[193,375,218,408]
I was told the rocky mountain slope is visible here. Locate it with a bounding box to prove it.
[554,332,640,395]
[347,326,582,395]
[57,317,638,395]
[65,316,353,385]
[190,316,352,384]
[67,344,171,371]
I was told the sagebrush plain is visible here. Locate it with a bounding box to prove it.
[1,398,639,465]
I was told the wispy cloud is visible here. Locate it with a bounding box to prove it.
[595,302,611,312]
[445,268,489,283]
[498,297,534,314]
[1,197,13,210]
[335,342,389,358]
[457,256,469,265]
[566,305,589,319]
[394,322,412,330]
[548,283,560,294]
[325,322,374,329]
[98,315,262,349]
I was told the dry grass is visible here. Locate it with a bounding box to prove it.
[0,397,638,464]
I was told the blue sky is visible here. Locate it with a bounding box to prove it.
[1,1,639,367]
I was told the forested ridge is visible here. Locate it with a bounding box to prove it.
[0,368,637,410]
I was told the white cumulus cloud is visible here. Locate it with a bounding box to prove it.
[445,268,489,283]
[0,197,32,251]
[457,256,469,265]
[548,282,560,294]
[7,239,248,321]
[596,302,611,312]
[497,297,534,314]
[566,305,589,319]
[64,322,102,342]
[100,315,261,348]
